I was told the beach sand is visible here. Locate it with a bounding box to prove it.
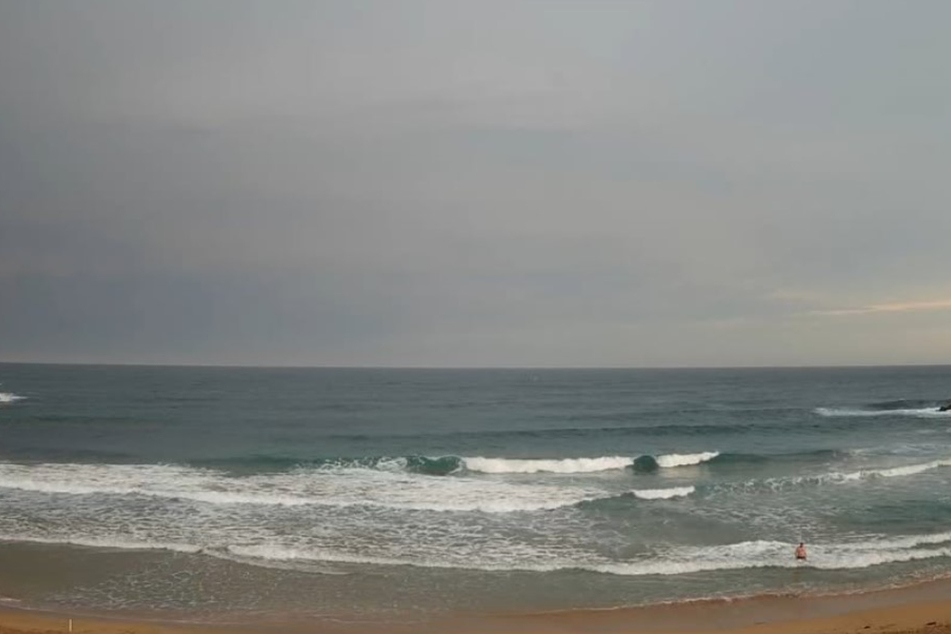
[1,583,951,634]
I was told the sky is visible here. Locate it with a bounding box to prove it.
[1,0,950,368]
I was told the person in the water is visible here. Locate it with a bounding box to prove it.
[795,542,807,561]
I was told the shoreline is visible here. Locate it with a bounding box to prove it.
[2,578,951,634]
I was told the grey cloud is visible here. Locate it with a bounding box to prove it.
[1,0,950,366]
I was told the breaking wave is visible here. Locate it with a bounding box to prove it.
[655,451,720,468]
[816,406,950,418]
[0,461,691,514]
[214,449,847,476]
[300,452,724,476]
[0,392,24,404]
[1,451,944,513]
[462,456,633,474]
[463,452,719,474]
[838,458,951,481]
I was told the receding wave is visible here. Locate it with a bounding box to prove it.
[207,531,951,576]
[0,533,200,554]
[4,528,950,577]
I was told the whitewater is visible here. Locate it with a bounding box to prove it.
[0,392,23,403]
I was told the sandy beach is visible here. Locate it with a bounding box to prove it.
[1,582,951,634]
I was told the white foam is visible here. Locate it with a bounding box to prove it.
[867,531,951,549]
[3,473,951,580]
[721,457,951,494]
[631,486,695,500]
[655,451,719,468]
[0,392,24,404]
[839,459,951,481]
[0,533,200,554]
[461,452,719,473]
[226,544,408,567]
[462,456,634,474]
[815,407,949,418]
[219,532,951,577]
[592,539,951,576]
[0,461,617,513]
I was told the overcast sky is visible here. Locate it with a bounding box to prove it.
[1,1,950,367]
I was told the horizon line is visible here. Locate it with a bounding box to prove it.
[1,360,950,371]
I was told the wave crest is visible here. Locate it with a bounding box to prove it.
[462,452,720,474]
[839,458,951,481]
[815,406,948,418]
[0,461,641,513]
[462,456,633,474]
[655,451,720,468]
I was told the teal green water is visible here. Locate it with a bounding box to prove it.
[1,364,951,623]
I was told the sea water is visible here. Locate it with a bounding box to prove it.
[0,364,950,624]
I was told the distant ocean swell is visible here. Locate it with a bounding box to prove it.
[274,411,951,445]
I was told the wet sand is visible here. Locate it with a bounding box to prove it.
[1,581,951,634]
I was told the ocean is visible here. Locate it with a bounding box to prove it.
[1,363,951,625]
